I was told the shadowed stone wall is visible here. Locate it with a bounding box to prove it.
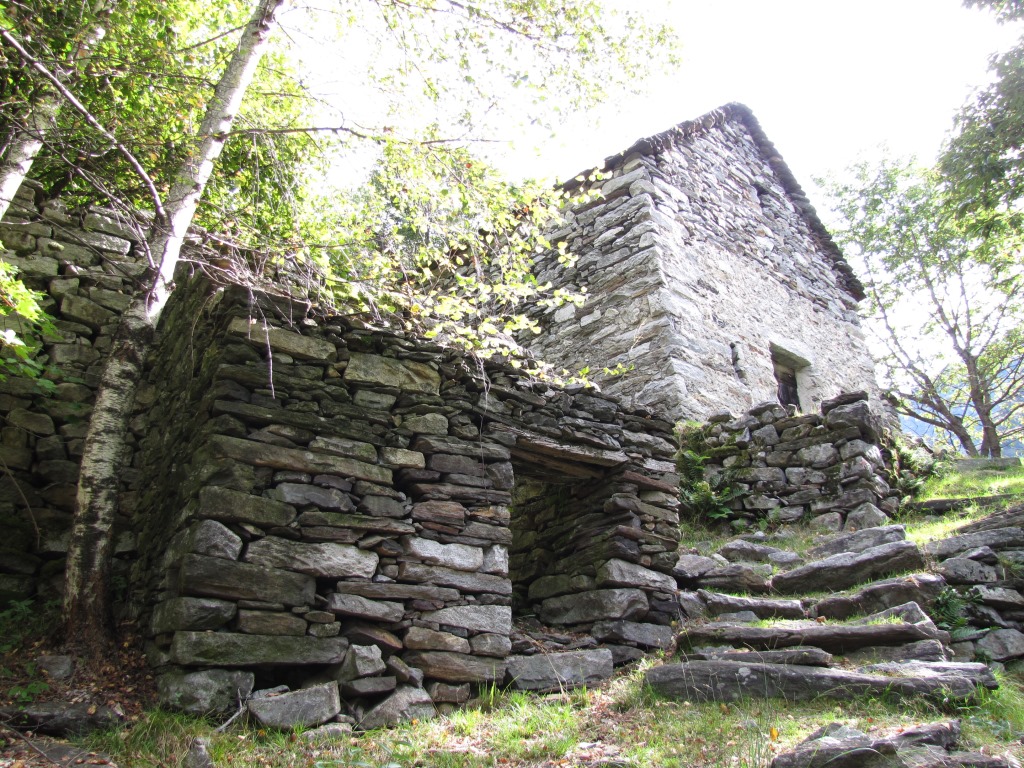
[128,280,680,715]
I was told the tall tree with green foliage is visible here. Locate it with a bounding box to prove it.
[943,0,1024,242]
[826,158,1024,457]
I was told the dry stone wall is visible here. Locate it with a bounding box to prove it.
[0,184,683,719]
[133,282,681,717]
[526,103,880,422]
[0,180,149,606]
[697,392,899,531]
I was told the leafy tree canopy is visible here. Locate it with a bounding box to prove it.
[825,157,1024,457]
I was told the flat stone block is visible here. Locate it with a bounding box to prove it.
[248,682,341,729]
[505,649,614,692]
[343,352,440,393]
[179,554,315,606]
[245,537,378,579]
[171,633,348,666]
[420,605,512,635]
[539,589,649,625]
[403,651,505,683]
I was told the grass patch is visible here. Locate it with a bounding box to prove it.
[917,462,1024,503]
[73,665,1024,767]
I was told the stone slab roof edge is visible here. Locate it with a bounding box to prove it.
[564,102,866,302]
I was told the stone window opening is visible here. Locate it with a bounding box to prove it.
[771,344,810,411]
[752,182,773,213]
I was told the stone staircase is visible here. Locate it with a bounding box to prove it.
[644,510,1024,767]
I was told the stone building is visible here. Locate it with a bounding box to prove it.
[527,103,880,421]
[0,105,898,722]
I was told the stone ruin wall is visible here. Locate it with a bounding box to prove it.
[696,392,900,533]
[0,180,150,607]
[525,104,881,422]
[0,184,686,718]
[137,281,682,719]
[0,156,905,723]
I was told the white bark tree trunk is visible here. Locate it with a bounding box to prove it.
[0,94,61,219]
[64,0,290,655]
[0,5,113,221]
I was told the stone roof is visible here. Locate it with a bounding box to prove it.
[570,103,865,302]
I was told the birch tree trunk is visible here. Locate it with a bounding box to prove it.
[0,4,113,221]
[63,0,290,656]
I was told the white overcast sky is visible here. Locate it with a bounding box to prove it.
[493,0,1023,210]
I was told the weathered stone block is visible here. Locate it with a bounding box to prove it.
[198,486,297,528]
[504,649,614,692]
[402,536,483,571]
[244,537,378,579]
[248,683,341,729]
[228,317,337,361]
[151,597,237,634]
[539,589,649,625]
[405,626,471,654]
[343,352,440,393]
[338,644,387,680]
[180,554,315,606]
[236,610,308,636]
[358,685,436,730]
[595,559,676,592]
[398,562,512,595]
[158,669,255,715]
[210,435,392,485]
[269,483,353,512]
[185,519,243,560]
[591,620,674,649]
[170,633,348,666]
[326,593,404,623]
[403,651,505,683]
[421,605,512,635]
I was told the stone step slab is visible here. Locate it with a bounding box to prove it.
[645,659,992,705]
[683,646,833,666]
[504,649,614,692]
[843,639,949,665]
[810,573,946,620]
[924,528,1024,560]
[861,661,997,690]
[771,541,925,595]
[698,563,771,594]
[769,720,1001,768]
[698,590,805,619]
[806,525,906,560]
[680,620,938,655]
